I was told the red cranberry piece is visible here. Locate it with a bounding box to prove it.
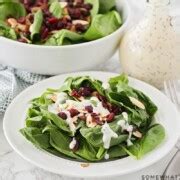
[81,9,90,16]
[68,8,81,19]
[91,112,98,117]
[75,23,86,32]
[79,87,92,97]
[69,108,80,117]
[93,116,103,125]
[71,89,81,98]
[41,27,49,39]
[97,94,107,102]
[76,0,84,4]
[17,17,26,24]
[85,105,93,113]
[58,112,67,120]
[48,17,59,24]
[106,113,115,122]
[82,3,92,10]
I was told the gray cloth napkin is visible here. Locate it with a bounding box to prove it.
[0,65,48,114]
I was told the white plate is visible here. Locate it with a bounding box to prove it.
[3,71,180,178]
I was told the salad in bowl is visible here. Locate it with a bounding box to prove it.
[20,74,165,161]
[0,0,122,45]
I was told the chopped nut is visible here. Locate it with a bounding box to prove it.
[86,114,97,128]
[80,163,90,168]
[7,18,18,28]
[129,96,145,110]
[133,131,142,138]
[59,2,68,8]
[17,24,28,32]
[50,95,57,102]
[72,20,89,26]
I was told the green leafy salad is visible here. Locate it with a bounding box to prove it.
[20,74,165,162]
[0,0,122,45]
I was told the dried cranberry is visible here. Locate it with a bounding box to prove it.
[57,21,64,29]
[69,108,80,117]
[58,112,67,120]
[75,23,86,32]
[48,17,59,24]
[93,116,103,125]
[79,87,92,97]
[17,17,26,24]
[68,8,81,19]
[106,113,115,122]
[71,89,81,98]
[81,9,90,16]
[76,0,84,4]
[97,94,107,102]
[82,3,92,10]
[85,105,93,113]
[91,112,98,117]
[41,27,49,39]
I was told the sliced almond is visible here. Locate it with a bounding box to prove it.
[72,20,89,26]
[86,114,97,128]
[59,2,68,8]
[129,96,145,110]
[133,131,142,138]
[80,163,90,168]
[17,24,27,32]
[7,18,18,28]
[50,95,57,102]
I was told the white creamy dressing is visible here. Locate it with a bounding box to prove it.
[102,82,110,90]
[101,122,118,149]
[69,137,77,150]
[117,112,133,146]
[104,153,110,160]
[119,0,180,89]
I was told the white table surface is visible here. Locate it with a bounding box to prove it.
[1,1,180,179]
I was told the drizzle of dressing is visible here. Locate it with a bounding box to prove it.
[117,112,134,146]
[104,153,110,160]
[69,137,77,150]
[102,82,110,90]
[63,111,77,134]
[101,122,118,149]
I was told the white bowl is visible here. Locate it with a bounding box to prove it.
[3,71,180,178]
[0,0,130,75]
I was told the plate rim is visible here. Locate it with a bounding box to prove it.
[3,71,180,178]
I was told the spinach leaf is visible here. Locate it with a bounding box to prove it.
[85,0,99,16]
[80,118,128,148]
[45,29,83,46]
[30,9,43,40]
[0,20,17,39]
[75,137,100,161]
[44,126,82,160]
[84,10,121,41]
[99,0,115,13]
[0,2,26,20]
[108,145,127,159]
[49,1,62,19]
[124,124,165,159]
[25,116,48,128]
[41,109,72,135]
[20,127,51,149]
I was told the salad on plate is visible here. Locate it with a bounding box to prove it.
[0,0,122,45]
[20,74,165,162]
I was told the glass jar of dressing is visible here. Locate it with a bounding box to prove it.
[119,0,180,89]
